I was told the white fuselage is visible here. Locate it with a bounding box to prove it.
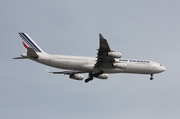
[31,53,166,75]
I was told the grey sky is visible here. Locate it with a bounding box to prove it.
[1,0,180,119]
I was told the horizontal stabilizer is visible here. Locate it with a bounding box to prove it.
[13,48,39,59]
[13,54,28,59]
[13,57,28,59]
[27,47,39,59]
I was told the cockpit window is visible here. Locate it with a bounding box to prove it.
[160,64,163,66]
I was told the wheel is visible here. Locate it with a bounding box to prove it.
[89,77,93,81]
[85,77,93,83]
[150,74,153,80]
[85,79,89,83]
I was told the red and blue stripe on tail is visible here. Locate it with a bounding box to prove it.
[19,32,44,52]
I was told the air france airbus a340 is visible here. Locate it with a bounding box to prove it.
[14,32,166,83]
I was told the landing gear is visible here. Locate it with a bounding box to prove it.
[85,72,93,83]
[85,77,93,83]
[85,70,104,83]
[150,74,154,80]
[93,70,104,77]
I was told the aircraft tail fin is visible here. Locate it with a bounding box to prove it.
[19,32,45,53]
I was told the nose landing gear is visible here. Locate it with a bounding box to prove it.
[150,74,154,80]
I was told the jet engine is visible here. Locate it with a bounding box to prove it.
[112,63,127,69]
[95,74,108,79]
[69,73,84,80]
[114,58,120,63]
[107,52,122,58]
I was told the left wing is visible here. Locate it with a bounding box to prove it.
[46,69,85,75]
[46,69,85,80]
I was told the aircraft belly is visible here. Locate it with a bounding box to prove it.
[124,63,151,74]
[56,60,84,70]
[70,60,86,70]
[102,68,124,73]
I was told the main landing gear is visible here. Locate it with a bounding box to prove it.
[85,70,104,83]
[85,72,93,83]
[150,74,154,80]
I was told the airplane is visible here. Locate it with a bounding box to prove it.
[14,32,166,83]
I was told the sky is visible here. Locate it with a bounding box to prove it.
[1,0,180,119]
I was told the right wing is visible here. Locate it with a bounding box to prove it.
[94,34,115,68]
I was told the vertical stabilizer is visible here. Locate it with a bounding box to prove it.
[19,32,45,53]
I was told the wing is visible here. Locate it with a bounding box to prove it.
[46,69,85,75]
[95,34,115,68]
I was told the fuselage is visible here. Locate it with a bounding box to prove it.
[32,53,166,75]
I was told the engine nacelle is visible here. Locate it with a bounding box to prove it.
[112,63,127,69]
[114,58,120,63]
[69,73,84,80]
[108,52,122,58]
[95,74,108,80]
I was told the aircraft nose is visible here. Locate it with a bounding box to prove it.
[159,66,166,72]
